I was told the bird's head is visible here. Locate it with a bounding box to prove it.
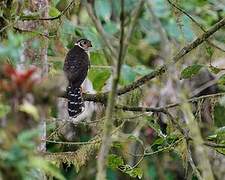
[75,38,92,51]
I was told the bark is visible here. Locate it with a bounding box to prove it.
[18,0,49,152]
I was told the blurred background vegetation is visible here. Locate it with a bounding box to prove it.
[0,0,225,179]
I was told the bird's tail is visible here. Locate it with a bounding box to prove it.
[67,84,84,117]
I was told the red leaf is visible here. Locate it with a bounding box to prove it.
[3,64,17,77]
[20,67,37,81]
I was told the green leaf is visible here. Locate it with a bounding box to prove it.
[209,65,221,74]
[216,148,225,155]
[88,68,111,91]
[19,12,40,20]
[207,134,217,140]
[133,65,153,76]
[17,130,37,149]
[126,167,143,179]
[152,137,165,146]
[112,142,123,149]
[208,127,225,155]
[151,0,170,17]
[0,31,25,63]
[215,126,225,137]
[165,19,181,39]
[218,74,225,85]
[180,64,203,79]
[120,65,136,85]
[182,16,195,41]
[206,46,214,58]
[94,0,111,21]
[49,7,61,17]
[0,105,9,119]
[52,0,60,6]
[103,21,118,35]
[59,19,76,48]
[107,154,124,169]
[0,104,10,118]
[83,28,102,50]
[213,103,225,127]
[90,51,108,65]
[208,127,225,142]
[30,157,65,180]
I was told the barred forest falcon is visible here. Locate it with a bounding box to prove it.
[63,38,92,117]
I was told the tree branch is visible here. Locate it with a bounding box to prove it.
[204,141,225,148]
[44,135,101,172]
[96,0,125,179]
[115,104,166,113]
[181,95,214,180]
[115,92,225,113]
[13,26,54,38]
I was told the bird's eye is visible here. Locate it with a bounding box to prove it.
[83,41,87,44]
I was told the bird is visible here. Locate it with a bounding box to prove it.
[63,38,92,117]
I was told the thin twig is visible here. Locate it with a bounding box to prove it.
[164,92,225,109]
[13,26,54,38]
[46,139,101,145]
[143,138,185,156]
[204,141,225,148]
[115,104,166,113]
[46,121,67,140]
[191,78,218,97]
